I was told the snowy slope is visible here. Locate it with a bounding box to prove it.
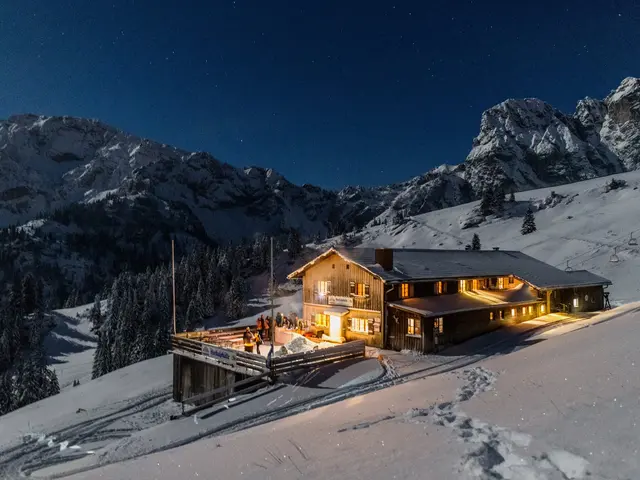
[62,305,640,480]
[45,304,98,391]
[355,169,640,304]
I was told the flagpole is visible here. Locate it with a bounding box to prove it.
[172,239,177,334]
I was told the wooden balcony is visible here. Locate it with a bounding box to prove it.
[303,288,378,311]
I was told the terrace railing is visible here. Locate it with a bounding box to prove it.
[268,340,365,375]
[171,334,267,375]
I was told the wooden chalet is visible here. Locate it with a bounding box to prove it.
[287,247,612,354]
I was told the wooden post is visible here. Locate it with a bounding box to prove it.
[270,236,275,346]
[172,239,177,334]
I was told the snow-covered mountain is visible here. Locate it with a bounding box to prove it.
[2,77,639,238]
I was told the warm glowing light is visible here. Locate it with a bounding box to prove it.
[511,308,516,317]
[541,304,546,313]
[329,315,342,338]
[573,297,579,308]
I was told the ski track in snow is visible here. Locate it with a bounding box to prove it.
[404,366,593,480]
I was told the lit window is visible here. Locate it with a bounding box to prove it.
[508,276,514,285]
[407,318,421,335]
[459,280,467,292]
[499,310,504,320]
[435,281,443,294]
[541,304,546,313]
[401,283,410,298]
[497,277,504,289]
[350,317,368,333]
[315,313,329,327]
[522,307,526,315]
[318,281,331,296]
[528,306,533,314]
[573,297,579,308]
[350,282,370,297]
[511,308,516,317]
[489,311,494,321]
[434,317,444,334]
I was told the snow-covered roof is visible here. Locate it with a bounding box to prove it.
[289,247,612,290]
[389,285,541,317]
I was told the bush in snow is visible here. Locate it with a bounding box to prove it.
[604,178,627,192]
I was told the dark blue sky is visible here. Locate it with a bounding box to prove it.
[1,1,639,189]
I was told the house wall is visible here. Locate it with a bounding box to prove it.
[386,280,459,302]
[301,253,384,312]
[386,301,544,354]
[551,286,604,313]
[173,355,245,404]
[386,307,432,353]
[387,276,524,302]
[304,303,383,347]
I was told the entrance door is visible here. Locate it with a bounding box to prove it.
[329,315,342,339]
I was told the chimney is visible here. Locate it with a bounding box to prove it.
[375,248,394,271]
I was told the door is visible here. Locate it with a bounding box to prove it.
[387,310,404,351]
[329,315,342,339]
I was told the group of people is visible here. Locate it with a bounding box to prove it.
[242,312,302,354]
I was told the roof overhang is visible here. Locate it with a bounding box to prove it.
[537,282,612,291]
[287,247,383,281]
[388,298,544,319]
[324,306,350,316]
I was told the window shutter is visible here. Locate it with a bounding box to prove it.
[434,283,438,295]
[350,281,355,295]
[364,284,370,296]
[327,281,332,293]
[443,282,448,294]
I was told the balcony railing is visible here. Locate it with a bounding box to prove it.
[303,288,374,310]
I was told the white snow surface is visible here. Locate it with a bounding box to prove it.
[45,303,98,390]
[61,305,640,480]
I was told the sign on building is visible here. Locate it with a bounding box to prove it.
[202,344,237,368]
[327,295,354,307]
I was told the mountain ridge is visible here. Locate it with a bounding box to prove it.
[0,77,639,305]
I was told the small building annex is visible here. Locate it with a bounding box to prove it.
[287,247,612,354]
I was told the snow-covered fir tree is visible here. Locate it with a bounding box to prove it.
[91,240,283,379]
[471,233,481,250]
[0,273,60,416]
[521,207,537,235]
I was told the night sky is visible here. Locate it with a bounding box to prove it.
[1,1,639,189]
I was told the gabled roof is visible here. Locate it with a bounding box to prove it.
[288,247,612,290]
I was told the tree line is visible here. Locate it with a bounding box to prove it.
[91,232,304,378]
[0,274,60,415]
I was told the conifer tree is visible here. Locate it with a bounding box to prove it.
[521,207,537,235]
[471,233,481,251]
[287,228,302,259]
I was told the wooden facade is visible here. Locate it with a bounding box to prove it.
[173,354,246,404]
[301,252,385,345]
[387,300,544,354]
[551,286,605,313]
